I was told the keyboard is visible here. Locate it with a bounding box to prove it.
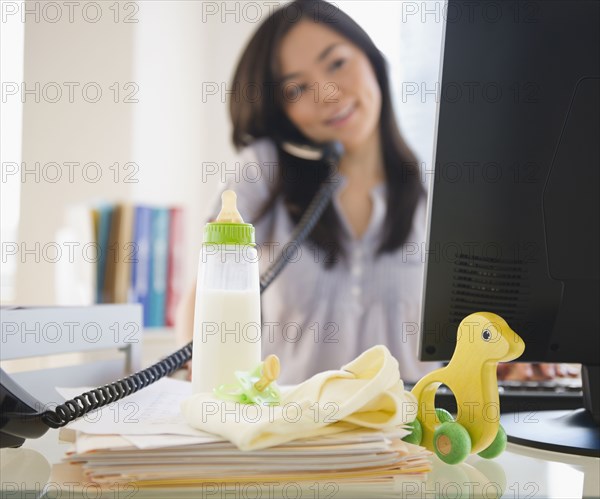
[405,378,584,414]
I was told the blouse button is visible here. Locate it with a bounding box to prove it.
[351,265,363,277]
[351,285,361,297]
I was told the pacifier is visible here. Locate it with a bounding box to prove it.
[214,355,281,405]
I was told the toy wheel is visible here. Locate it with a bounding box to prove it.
[403,418,423,445]
[434,422,471,465]
[478,424,507,459]
[436,407,454,423]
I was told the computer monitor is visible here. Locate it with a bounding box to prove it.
[420,0,599,456]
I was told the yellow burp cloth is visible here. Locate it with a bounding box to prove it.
[181,345,419,451]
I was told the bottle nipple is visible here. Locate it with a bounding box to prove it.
[216,190,244,224]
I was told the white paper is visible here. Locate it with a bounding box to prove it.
[56,378,211,437]
[123,434,223,449]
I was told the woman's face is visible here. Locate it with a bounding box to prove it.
[278,21,382,153]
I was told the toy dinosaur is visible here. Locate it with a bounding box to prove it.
[404,312,525,464]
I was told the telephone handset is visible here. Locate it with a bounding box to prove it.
[280,139,344,163]
[0,140,344,448]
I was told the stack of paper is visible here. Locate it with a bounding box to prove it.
[51,378,431,497]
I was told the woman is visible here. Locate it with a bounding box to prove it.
[177,0,572,384]
[177,0,433,385]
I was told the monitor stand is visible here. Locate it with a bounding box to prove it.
[501,365,600,457]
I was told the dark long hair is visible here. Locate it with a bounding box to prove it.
[229,0,423,268]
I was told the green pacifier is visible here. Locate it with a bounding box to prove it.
[214,355,282,405]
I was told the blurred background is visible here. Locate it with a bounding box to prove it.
[1,0,444,327]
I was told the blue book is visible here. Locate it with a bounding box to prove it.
[130,206,153,326]
[95,205,114,303]
[147,208,170,327]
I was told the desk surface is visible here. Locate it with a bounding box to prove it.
[2,331,599,498]
[3,436,599,498]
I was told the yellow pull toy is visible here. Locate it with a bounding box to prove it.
[403,312,525,464]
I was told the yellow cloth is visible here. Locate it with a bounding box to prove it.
[181,345,418,451]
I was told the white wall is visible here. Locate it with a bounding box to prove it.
[15,1,136,304]
[0,0,25,302]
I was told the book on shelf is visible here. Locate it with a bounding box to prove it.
[103,204,135,304]
[91,204,114,304]
[147,207,170,328]
[166,207,184,327]
[130,206,153,326]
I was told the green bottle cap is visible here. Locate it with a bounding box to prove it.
[203,190,255,246]
[203,222,255,245]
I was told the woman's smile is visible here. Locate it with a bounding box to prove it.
[324,101,357,128]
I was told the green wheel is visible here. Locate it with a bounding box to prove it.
[436,407,454,423]
[478,424,507,459]
[403,418,423,445]
[434,422,471,465]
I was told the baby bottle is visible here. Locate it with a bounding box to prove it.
[192,190,261,394]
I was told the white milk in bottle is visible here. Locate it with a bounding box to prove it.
[191,191,261,394]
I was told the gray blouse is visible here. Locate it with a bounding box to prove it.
[210,138,439,384]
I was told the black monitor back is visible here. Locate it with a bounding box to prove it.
[420,0,600,366]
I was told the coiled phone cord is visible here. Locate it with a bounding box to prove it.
[42,172,339,428]
[260,178,338,292]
